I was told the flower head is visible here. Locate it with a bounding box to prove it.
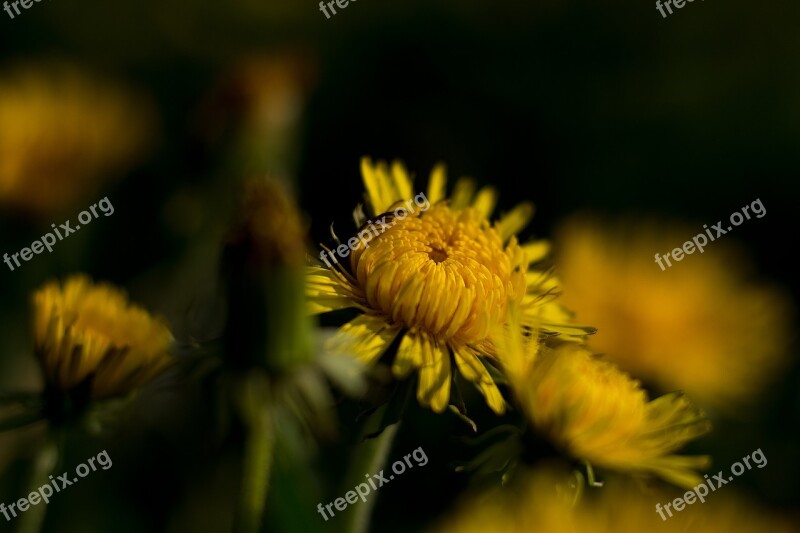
[228,176,309,268]
[0,63,154,215]
[554,216,793,410]
[307,158,592,414]
[435,467,797,533]
[33,275,173,402]
[501,313,711,489]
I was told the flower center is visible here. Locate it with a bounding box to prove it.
[428,246,448,264]
[350,205,524,344]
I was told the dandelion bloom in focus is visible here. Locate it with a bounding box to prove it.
[306,159,592,414]
[554,216,793,410]
[501,314,711,489]
[435,467,796,533]
[33,275,173,401]
[0,64,155,215]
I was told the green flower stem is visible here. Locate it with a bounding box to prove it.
[235,377,275,533]
[339,423,399,533]
[264,268,313,369]
[17,438,58,533]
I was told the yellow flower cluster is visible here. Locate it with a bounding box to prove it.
[33,275,173,401]
[307,159,711,488]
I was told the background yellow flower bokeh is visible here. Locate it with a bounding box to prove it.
[0,64,155,216]
[554,216,794,412]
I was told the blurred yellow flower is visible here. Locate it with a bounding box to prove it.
[501,314,710,489]
[433,467,578,533]
[306,159,593,414]
[434,467,796,533]
[0,64,155,215]
[229,176,309,267]
[33,275,173,401]
[554,216,793,410]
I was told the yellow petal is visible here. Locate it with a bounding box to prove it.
[416,333,451,413]
[524,269,559,292]
[497,202,534,241]
[361,157,392,215]
[521,240,551,265]
[640,455,712,490]
[450,178,476,210]
[471,186,497,220]
[393,332,424,378]
[390,160,413,202]
[426,163,447,205]
[454,345,505,414]
[326,314,400,365]
[361,157,415,216]
[306,266,357,315]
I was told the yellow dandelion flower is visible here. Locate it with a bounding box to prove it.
[501,314,711,489]
[0,63,155,215]
[435,467,797,533]
[554,216,793,410]
[433,468,578,533]
[33,275,173,401]
[587,485,799,533]
[306,158,592,414]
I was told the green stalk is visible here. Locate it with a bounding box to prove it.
[17,438,58,533]
[234,378,275,533]
[339,423,399,533]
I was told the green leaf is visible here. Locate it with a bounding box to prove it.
[361,378,413,440]
[339,421,399,533]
